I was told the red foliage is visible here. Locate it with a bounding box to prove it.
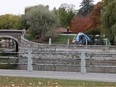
[90,2,103,29]
[71,16,92,33]
[71,1,103,33]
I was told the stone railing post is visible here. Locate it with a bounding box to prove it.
[67,39,69,47]
[27,48,33,71]
[49,38,52,45]
[80,52,86,73]
[85,38,88,48]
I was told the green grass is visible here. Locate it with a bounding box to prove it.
[52,35,74,44]
[25,34,75,44]
[0,64,17,69]
[24,34,34,41]
[0,76,115,87]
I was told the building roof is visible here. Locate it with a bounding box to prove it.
[56,27,72,33]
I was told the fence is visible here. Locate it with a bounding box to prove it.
[27,48,116,73]
[0,45,116,73]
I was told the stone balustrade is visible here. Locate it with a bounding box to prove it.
[17,48,116,73]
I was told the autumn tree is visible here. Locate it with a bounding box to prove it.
[71,1,103,34]
[90,2,103,29]
[71,16,92,33]
[71,0,94,33]
[101,0,116,44]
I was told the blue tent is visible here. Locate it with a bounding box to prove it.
[75,32,91,44]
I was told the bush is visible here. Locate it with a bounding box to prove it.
[85,29,101,36]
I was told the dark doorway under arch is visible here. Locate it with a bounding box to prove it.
[0,37,19,52]
[14,40,18,52]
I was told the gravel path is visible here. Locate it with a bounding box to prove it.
[0,69,116,82]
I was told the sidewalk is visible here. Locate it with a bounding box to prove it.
[0,69,116,82]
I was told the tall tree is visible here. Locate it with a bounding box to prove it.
[90,1,103,29]
[101,0,116,44]
[78,0,94,16]
[53,3,76,28]
[24,5,60,42]
[71,1,104,34]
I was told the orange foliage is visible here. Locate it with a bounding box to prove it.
[71,16,92,33]
[90,2,103,29]
[71,1,103,33]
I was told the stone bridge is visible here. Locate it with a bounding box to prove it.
[0,30,25,52]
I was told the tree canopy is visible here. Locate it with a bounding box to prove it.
[71,1,104,34]
[24,5,60,42]
[53,3,76,28]
[78,0,94,16]
[101,0,116,43]
[71,16,92,33]
[0,14,21,29]
[90,1,103,29]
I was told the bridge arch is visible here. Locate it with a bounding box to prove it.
[0,35,19,52]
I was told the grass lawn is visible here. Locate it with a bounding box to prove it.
[24,34,34,41]
[0,76,116,87]
[25,34,75,44]
[52,35,75,44]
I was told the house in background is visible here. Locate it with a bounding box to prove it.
[56,27,72,34]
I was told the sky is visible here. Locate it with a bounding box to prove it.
[0,0,102,15]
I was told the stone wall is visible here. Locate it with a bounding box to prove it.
[17,48,116,73]
[20,36,43,48]
[19,35,116,73]
[17,53,81,72]
[0,30,25,45]
[20,35,116,51]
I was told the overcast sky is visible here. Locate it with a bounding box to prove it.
[0,0,101,15]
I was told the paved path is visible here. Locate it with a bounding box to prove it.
[0,69,116,82]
